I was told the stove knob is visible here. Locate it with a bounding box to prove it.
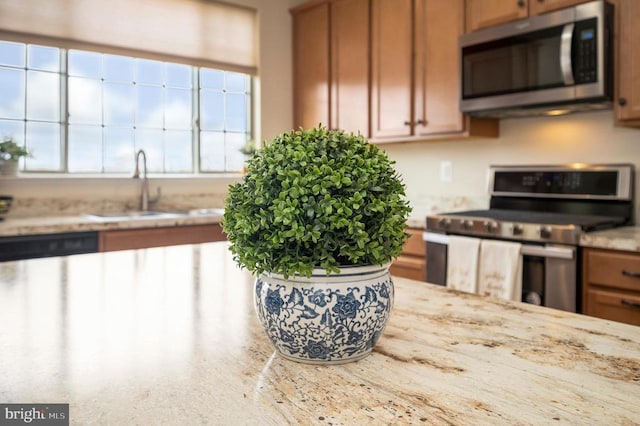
[437,218,451,230]
[512,224,524,236]
[539,226,552,239]
[483,221,499,233]
[462,220,474,230]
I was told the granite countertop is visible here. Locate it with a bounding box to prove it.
[0,212,422,237]
[1,242,638,424]
[0,210,224,236]
[580,226,640,252]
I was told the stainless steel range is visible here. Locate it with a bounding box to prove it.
[424,164,634,313]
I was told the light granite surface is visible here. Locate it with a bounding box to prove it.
[580,226,640,252]
[0,211,223,236]
[1,213,423,236]
[1,242,638,425]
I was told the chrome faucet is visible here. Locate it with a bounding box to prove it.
[133,149,161,211]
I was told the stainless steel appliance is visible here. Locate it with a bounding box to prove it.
[424,164,634,313]
[460,0,613,118]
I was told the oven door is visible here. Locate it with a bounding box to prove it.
[423,232,577,312]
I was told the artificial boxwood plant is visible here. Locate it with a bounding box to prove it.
[223,126,412,278]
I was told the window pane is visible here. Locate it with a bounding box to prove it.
[104,54,133,82]
[104,82,134,126]
[25,122,60,171]
[226,72,247,93]
[69,50,102,78]
[166,64,191,88]
[165,130,192,172]
[135,129,164,171]
[226,93,247,132]
[200,90,223,130]
[26,71,60,121]
[136,85,163,128]
[0,68,25,119]
[68,77,102,124]
[200,69,224,90]
[28,45,59,72]
[165,88,192,129]
[0,120,24,145]
[68,125,102,172]
[225,132,246,171]
[104,127,134,172]
[135,59,163,85]
[200,131,224,171]
[0,41,25,67]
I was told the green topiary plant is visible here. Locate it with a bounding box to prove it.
[0,137,29,161]
[223,126,412,278]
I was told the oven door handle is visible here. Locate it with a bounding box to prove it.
[423,232,574,260]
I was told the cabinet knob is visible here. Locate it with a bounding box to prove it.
[517,0,526,7]
[618,97,628,106]
[416,119,426,125]
[403,121,411,126]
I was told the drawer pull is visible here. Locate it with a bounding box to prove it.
[621,299,640,309]
[622,270,640,279]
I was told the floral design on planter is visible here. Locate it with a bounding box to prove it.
[254,265,394,364]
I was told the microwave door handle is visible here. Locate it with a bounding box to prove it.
[560,23,575,85]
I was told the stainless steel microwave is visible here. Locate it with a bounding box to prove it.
[459,0,613,118]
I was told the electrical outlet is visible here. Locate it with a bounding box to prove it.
[440,161,452,182]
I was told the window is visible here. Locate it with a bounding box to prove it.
[0,41,252,174]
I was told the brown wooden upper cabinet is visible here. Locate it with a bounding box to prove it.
[292,2,330,130]
[465,0,591,32]
[292,0,498,143]
[615,0,640,126]
[370,0,497,141]
[291,0,370,136]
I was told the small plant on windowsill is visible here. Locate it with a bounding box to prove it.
[0,137,30,176]
[223,125,412,364]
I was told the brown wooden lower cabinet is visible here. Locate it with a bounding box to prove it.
[390,228,426,281]
[99,224,226,252]
[582,247,640,326]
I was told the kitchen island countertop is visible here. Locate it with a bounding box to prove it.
[1,242,639,425]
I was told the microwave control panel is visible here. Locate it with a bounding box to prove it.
[574,18,598,84]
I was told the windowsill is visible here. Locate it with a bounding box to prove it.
[0,173,243,181]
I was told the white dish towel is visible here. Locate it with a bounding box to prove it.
[478,239,523,302]
[446,236,481,294]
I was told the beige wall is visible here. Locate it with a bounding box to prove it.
[382,111,640,221]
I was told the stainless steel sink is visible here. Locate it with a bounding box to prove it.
[86,211,186,220]
[185,208,225,216]
[86,208,224,220]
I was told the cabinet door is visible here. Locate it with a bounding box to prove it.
[330,0,370,136]
[616,0,640,124]
[99,224,225,252]
[529,0,590,16]
[292,3,330,129]
[465,0,528,32]
[370,0,413,139]
[414,0,465,136]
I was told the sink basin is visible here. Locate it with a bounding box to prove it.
[86,211,186,220]
[185,208,225,216]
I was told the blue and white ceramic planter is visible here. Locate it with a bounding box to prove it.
[254,264,394,364]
